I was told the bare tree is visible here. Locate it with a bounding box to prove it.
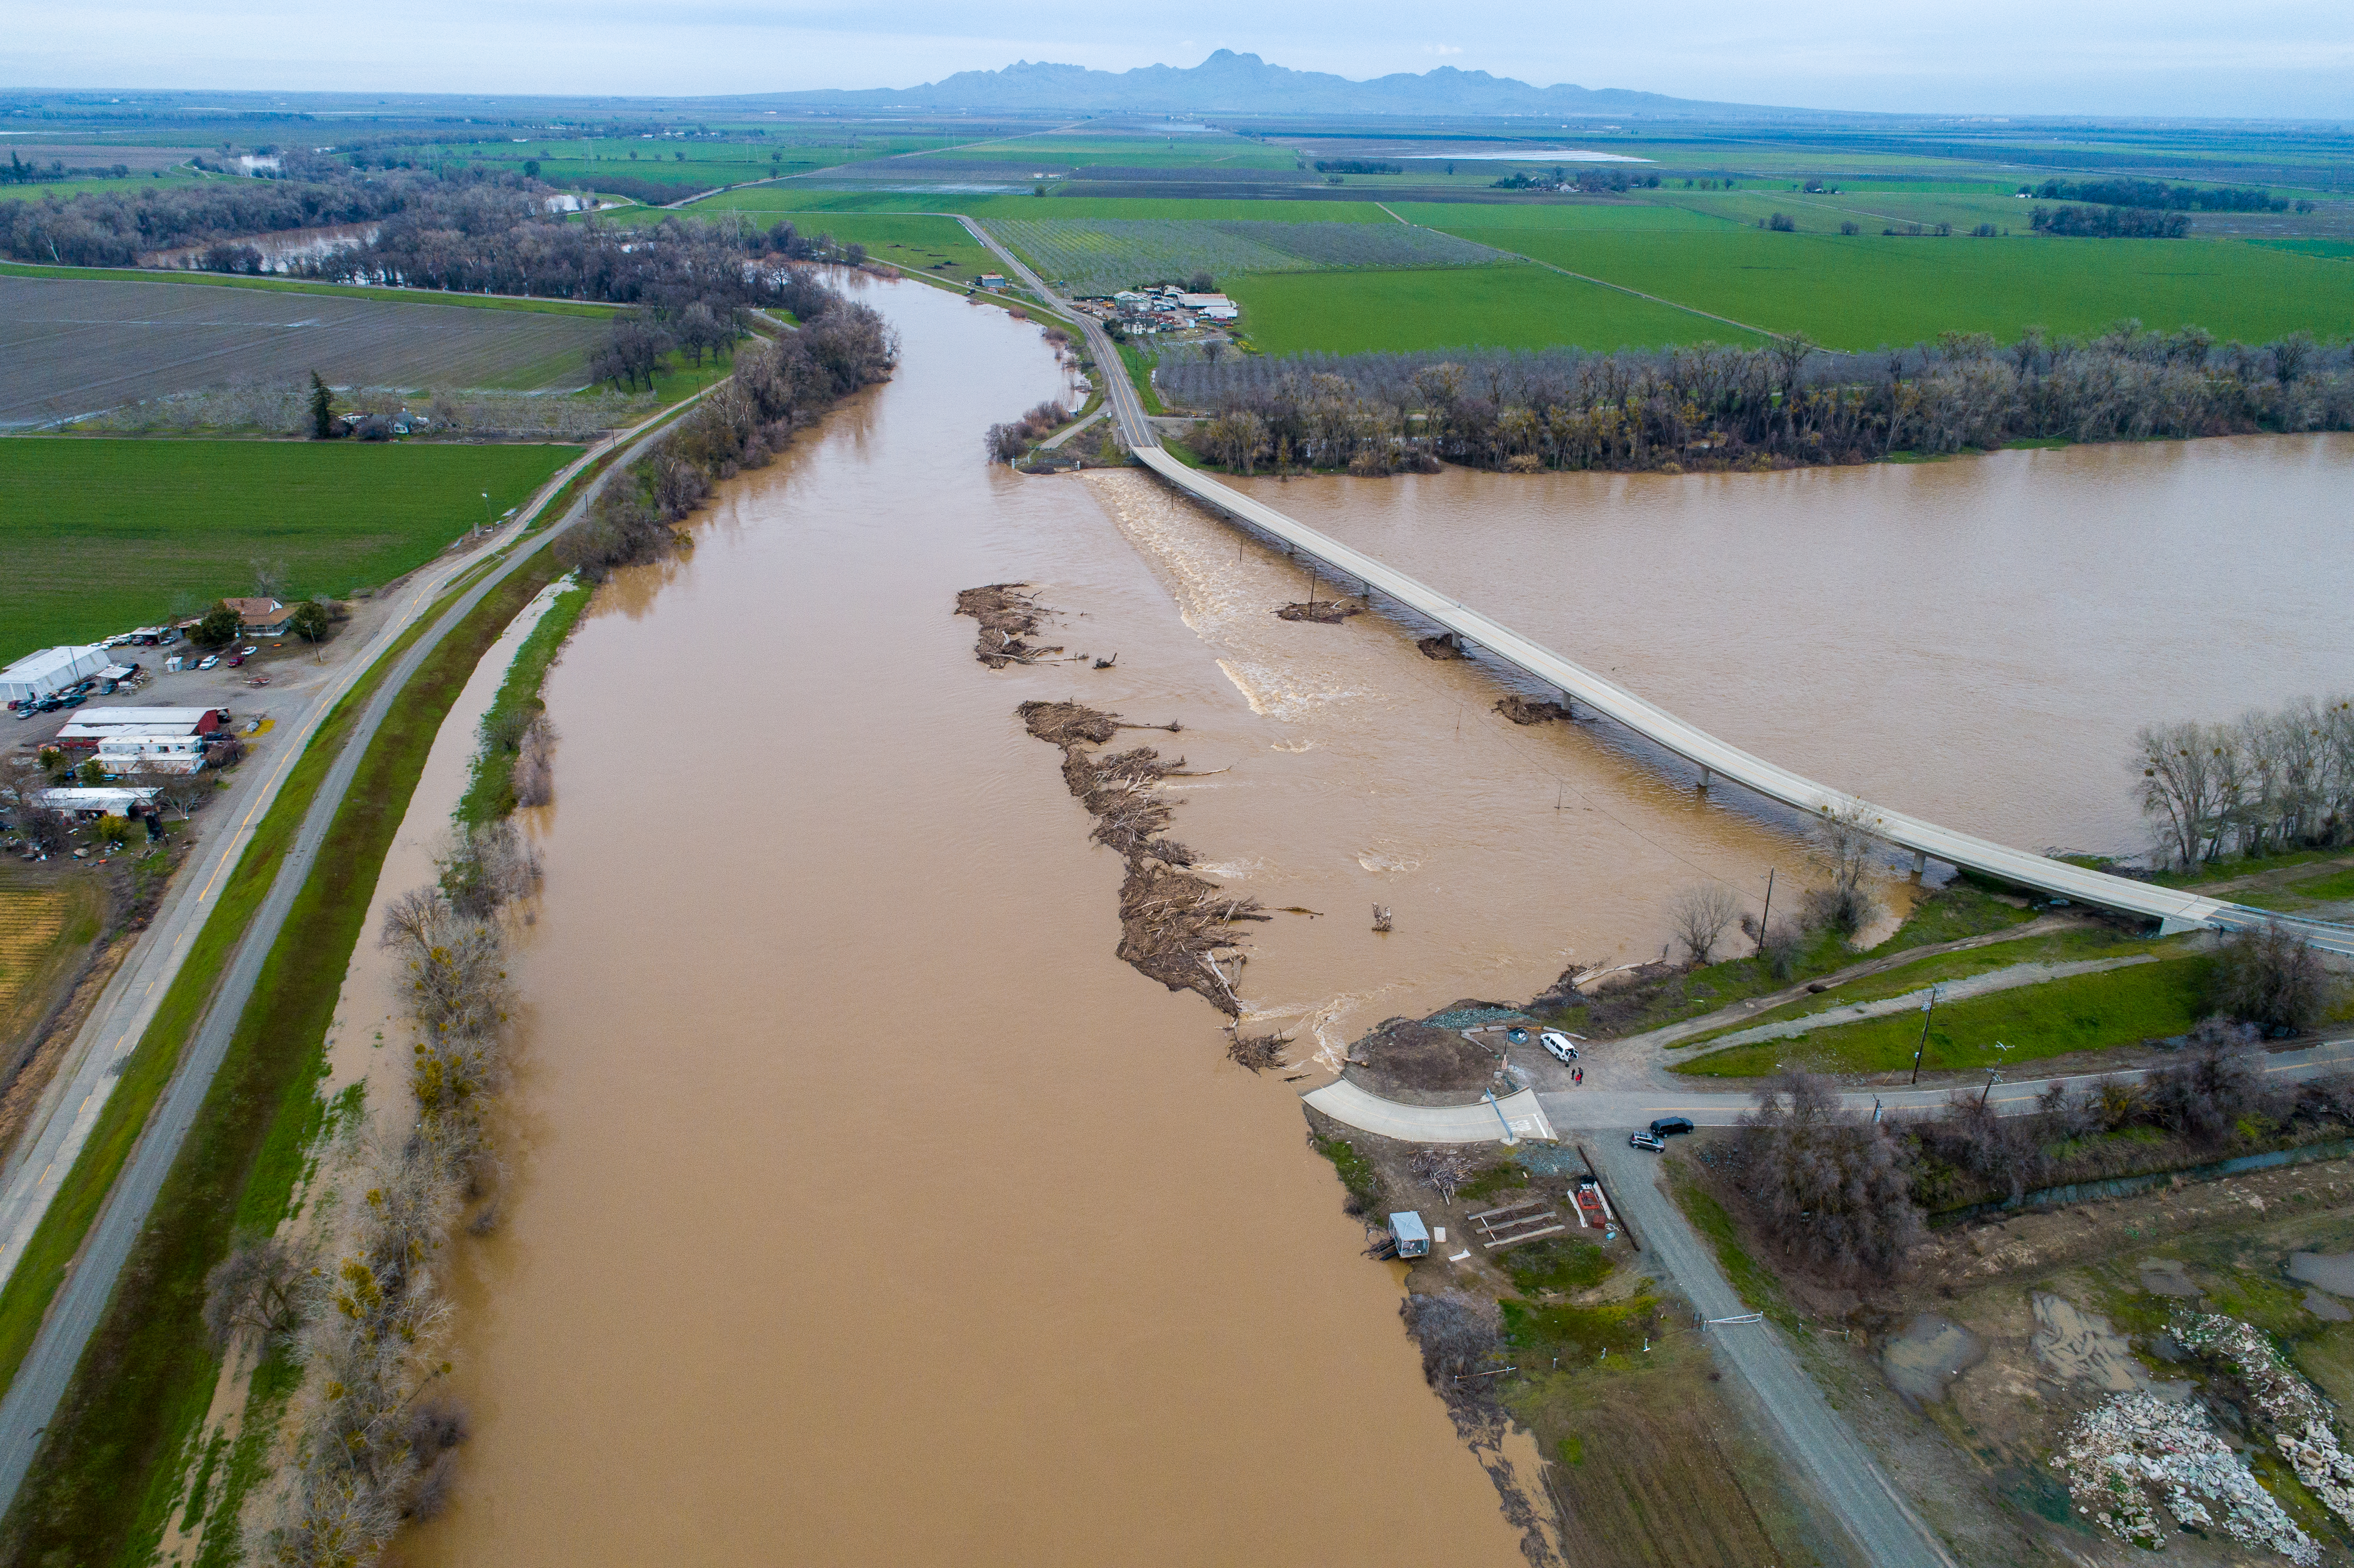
[1809,799,1884,933]
[1739,1071,1922,1278]
[202,1236,304,1351]
[1668,882,1742,965]
[250,556,288,601]
[8,794,72,857]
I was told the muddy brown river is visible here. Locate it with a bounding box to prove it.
[411,277,2351,1562]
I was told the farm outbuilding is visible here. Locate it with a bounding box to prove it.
[34,786,161,818]
[54,707,224,750]
[2,645,109,705]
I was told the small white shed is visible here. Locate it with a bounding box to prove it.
[1388,1211,1431,1258]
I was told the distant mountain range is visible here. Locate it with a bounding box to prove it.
[771,50,1782,119]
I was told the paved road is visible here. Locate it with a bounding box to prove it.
[0,392,711,1514]
[1590,1137,1958,1568]
[1306,1033,2354,1144]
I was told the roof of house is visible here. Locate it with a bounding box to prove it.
[224,597,297,624]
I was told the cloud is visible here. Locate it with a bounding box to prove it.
[1420,44,1463,56]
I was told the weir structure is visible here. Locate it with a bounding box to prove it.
[953,215,2353,951]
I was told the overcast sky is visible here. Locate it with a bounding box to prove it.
[12,0,2354,119]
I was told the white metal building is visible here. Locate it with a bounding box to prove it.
[1,646,109,706]
[34,787,161,818]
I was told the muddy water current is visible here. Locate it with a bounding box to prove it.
[411,274,2349,1562]
[408,279,1534,1563]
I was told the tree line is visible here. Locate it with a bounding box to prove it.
[555,274,897,581]
[0,170,431,265]
[2134,695,2354,868]
[2030,205,2190,239]
[2022,178,2295,214]
[1160,324,2354,476]
[232,822,541,1555]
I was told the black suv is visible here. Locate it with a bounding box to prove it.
[1649,1116,1695,1138]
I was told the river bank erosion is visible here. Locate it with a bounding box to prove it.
[394,272,2351,1564]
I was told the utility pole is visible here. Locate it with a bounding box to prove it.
[480,490,492,535]
[1755,868,1775,955]
[1980,1069,2002,1109]
[1912,983,1943,1085]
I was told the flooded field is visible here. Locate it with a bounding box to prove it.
[1228,435,2354,859]
[408,273,2351,1562]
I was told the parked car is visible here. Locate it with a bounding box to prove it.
[1649,1116,1695,1138]
[197,654,221,671]
[225,654,244,668]
[1629,1130,1665,1152]
[239,646,258,657]
[1540,1030,1580,1062]
[57,693,84,708]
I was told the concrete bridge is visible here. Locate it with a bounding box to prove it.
[955,215,2350,947]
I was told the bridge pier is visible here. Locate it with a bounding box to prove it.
[1697,766,1713,790]
[1912,849,1928,877]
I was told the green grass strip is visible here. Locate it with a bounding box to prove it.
[1669,928,2182,1049]
[1116,344,1165,415]
[0,257,616,316]
[1675,955,2216,1078]
[1667,1173,1797,1331]
[0,547,565,1565]
[457,575,594,824]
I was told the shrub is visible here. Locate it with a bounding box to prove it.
[2214,922,2337,1033]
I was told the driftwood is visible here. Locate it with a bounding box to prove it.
[1276,597,1364,623]
[1372,904,1394,933]
[957,584,1063,668]
[1418,632,1469,660]
[1227,1026,1295,1074]
[1018,700,1121,747]
[1010,700,1264,1016]
[1495,694,1576,725]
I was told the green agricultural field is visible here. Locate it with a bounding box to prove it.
[0,438,577,650]
[989,216,1504,294]
[677,188,1395,223]
[1389,201,1724,231]
[1421,223,2354,348]
[1224,264,1759,355]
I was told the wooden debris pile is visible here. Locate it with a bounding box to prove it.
[1417,632,1469,660]
[1015,699,1264,1015]
[1495,694,1576,725]
[1017,699,1121,747]
[1275,597,1364,623]
[956,583,1063,668]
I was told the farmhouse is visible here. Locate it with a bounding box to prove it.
[1,645,109,706]
[223,597,299,634]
